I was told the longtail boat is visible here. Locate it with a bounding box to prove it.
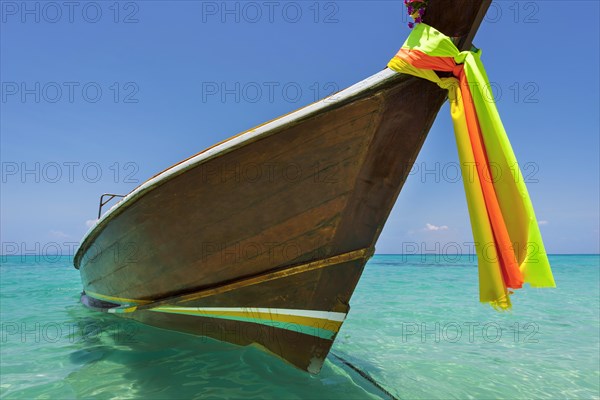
[74,0,514,373]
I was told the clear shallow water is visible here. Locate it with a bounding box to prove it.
[1,255,598,399]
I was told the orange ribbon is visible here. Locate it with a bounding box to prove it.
[395,48,524,289]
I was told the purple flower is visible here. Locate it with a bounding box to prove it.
[405,0,427,27]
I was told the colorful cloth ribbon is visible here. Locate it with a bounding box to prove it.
[388,23,555,309]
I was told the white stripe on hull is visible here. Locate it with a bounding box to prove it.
[151,307,347,322]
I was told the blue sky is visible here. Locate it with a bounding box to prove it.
[1,1,599,256]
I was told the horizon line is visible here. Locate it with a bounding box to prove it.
[1,253,599,257]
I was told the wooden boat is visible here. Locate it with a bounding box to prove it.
[74,0,491,374]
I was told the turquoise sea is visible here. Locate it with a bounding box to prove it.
[1,255,598,399]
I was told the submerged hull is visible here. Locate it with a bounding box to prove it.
[75,0,491,373]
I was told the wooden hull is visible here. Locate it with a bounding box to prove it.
[82,250,368,373]
[75,0,491,373]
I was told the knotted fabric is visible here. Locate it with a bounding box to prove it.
[388,23,555,309]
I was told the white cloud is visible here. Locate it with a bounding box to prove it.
[50,230,70,239]
[538,220,549,225]
[85,219,97,228]
[424,223,449,231]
